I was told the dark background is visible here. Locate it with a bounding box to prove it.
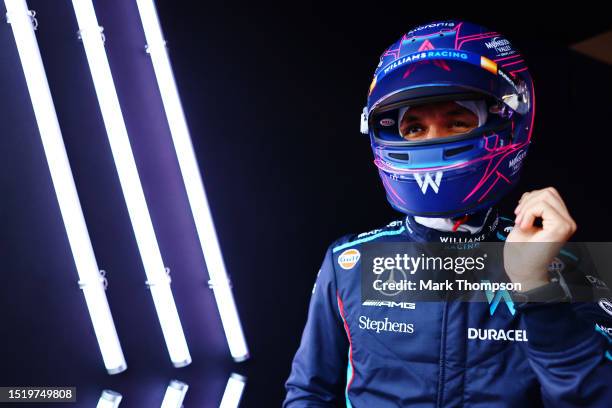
[1,1,611,406]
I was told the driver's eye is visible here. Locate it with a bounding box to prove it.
[403,124,425,137]
[451,121,469,128]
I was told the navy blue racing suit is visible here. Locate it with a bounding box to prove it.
[283,208,612,407]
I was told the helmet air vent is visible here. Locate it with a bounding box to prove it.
[444,145,473,158]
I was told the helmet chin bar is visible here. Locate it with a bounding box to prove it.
[370,117,528,217]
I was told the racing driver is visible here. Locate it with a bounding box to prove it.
[283,20,612,407]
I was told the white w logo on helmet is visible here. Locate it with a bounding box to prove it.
[414,171,443,194]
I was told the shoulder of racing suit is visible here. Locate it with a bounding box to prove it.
[330,218,408,256]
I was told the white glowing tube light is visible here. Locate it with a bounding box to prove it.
[70,0,190,367]
[219,373,247,408]
[4,0,126,375]
[160,379,188,408]
[97,390,122,408]
[135,0,248,362]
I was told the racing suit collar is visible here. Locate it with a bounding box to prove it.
[403,207,499,243]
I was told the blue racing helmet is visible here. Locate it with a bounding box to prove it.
[361,20,535,217]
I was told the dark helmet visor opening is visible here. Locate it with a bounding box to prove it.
[370,92,513,146]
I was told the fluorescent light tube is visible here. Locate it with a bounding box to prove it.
[135,0,248,362]
[4,0,126,375]
[70,0,191,367]
[160,379,188,408]
[97,390,122,408]
[219,373,247,408]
